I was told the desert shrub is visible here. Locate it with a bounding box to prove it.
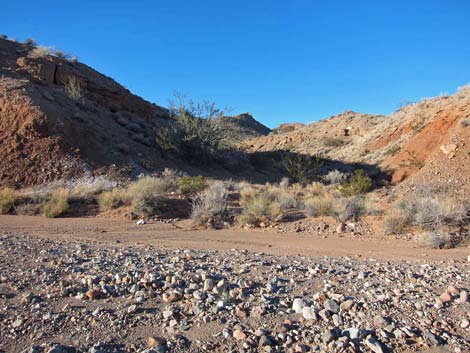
[156,94,228,164]
[180,176,206,197]
[65,76,85,103]
[28,46,53,59]
[268,188,298,210]
[191,181,229,227]
[0,188,16,214]
[385,145,401,156]
[412,195,467,229]
[304,194,334,217]
[128,177,175,216]
[282,153,323,184]
[0,34,7,40]
[239,190,282,227]
[55,50,68,59]
[340,169,373,196]
[323,170,347,185]
[324,137,345,147]
[335,196,366,222]
[70,56,78,64]
[419,231,460,249]
[73,177,117,197]
[43,188,70,218]
[24,38,37,48]
[383,210,410,235]
[98,189,129,211]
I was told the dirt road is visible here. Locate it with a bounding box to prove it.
[0,215,468,262]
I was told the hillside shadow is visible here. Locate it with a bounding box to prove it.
[234,149,392,187]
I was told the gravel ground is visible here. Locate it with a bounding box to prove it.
[0,234,469,353]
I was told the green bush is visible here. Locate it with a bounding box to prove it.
[180,176,206,196]
[0,188,16,214]
[340,169,373,196]
[323,137,345,147]
[44,188,70,218]
[282,153,323,184]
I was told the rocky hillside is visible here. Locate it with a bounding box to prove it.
[242,89,470,197]
[214,113,271,143]
[0,38,269,187]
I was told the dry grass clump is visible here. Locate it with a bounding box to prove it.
[304,194,335,217]
[0,188,16,214]
[65,77,86,103]
[72,177,117,197]
[460,118,470,127]
[43,188,70,218]
[382,192,469,236]
[334,196,366,222]
[28,46,53,59]
[419,231,461,249]
[128,177,175,217]
[191,181,229,227]
[98,189,129,211]
[383,210,410,235]
[322,170,347,185]
[239,190,283,227]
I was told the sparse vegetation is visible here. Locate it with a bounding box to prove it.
[239,189,283,227]
[335,196,366,221]
[23,38,37,48]
[322,170,346,185]
[72,177,116,197]
[65,76,86,103]
[419,231,461,249]
[180,176,206,197]
[323,137,345,147]
[383,210,409,235]
[191,181,229,227]
[43,188,70,218]
[385,145,401,156]
[28,46,53,59]
[282,153,323,184]
[128,177,175,217]
[0,34,7,40]
[340,169,373,196]
[304,194,334,217]
[55,50,68,59]
[98,189,129,211]
[0,188,16,214]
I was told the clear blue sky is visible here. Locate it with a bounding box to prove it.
[3,0,470,128]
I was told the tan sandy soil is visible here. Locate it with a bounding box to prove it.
[0,215,468,263]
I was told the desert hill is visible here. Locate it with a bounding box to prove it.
[214,113,271,143]
[0,38,269,187]
[242,89,470,197]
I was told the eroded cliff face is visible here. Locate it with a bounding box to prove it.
[0,38,173,187]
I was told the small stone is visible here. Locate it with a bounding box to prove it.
[302,306,317,320]
[86,288,102,300]
[324,299,339,313]
[439,292,452,303]
[447,285,460,296]
[364,337,387,353]
[460,319,469,329]
[148,336,166,348]
[423,330,440,346]
[322,329,339,344]
[457,290,468,304]
[233,329,247,341]
[204,278,215,291]
[136,219,146,225]
[292,298,305,314]
[336,223,346,233]
[163,292,182,303]
[340,299,354,311]
[12,318,23,328]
